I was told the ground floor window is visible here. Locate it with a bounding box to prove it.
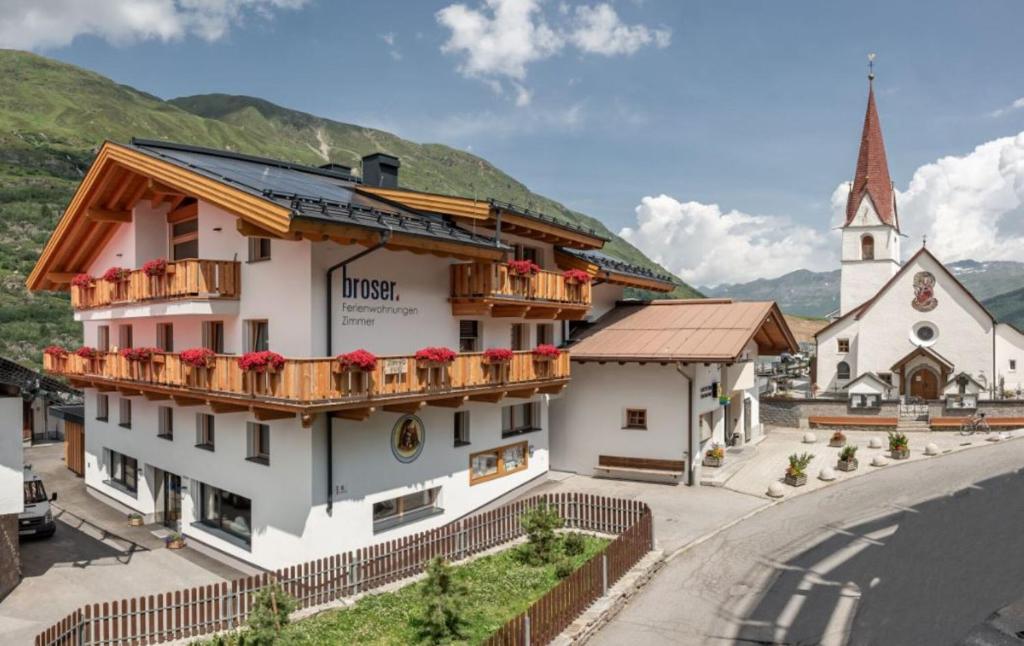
[199,483,252,547]
[469,441,528,485]
[108,449,138,493]
[373,487,441,532]
[501,402,540,438]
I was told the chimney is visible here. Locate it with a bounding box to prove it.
[318,162,352,176]
[361,153,400,188]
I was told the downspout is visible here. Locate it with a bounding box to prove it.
[993,323,998,400]
[676,362,695,486]
[323,229,392,515]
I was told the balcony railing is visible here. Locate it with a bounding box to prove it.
[450,263,591,318]
[71,259,241,310]
[44,350,570,409]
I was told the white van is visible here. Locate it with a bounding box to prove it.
[20,465,56,538]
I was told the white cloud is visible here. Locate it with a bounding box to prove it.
[990,97,1024,118]
[429,101,586,140]
[436,0,670,105]
[619,195,835,287]
[0,0,308,50]
[380,31,401,61]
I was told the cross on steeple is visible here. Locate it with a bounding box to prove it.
[868,52,876,81]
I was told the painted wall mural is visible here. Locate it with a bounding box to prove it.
[912,271,937,312]
[391,415,425,463]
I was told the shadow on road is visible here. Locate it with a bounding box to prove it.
[20,505,150,578]
[734,468,1024,645]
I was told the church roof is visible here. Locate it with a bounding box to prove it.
[846,81,899,230]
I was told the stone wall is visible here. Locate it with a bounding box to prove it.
[761,397,1024,428]
[0,513,20,601]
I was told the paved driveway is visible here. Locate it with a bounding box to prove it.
[1,444,240,646]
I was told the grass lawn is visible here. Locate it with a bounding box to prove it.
[202,534,608,645]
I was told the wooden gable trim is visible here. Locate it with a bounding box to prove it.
[356,186,492,220]
[493,210,605,250]
[553,248,674,292]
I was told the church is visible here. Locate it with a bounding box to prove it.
[815,73,1024,401]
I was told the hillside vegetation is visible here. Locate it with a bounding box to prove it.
[0,49,695,368]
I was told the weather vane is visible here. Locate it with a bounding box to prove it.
[868,52,876,81]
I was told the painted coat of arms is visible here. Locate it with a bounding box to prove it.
[912,271,937,312]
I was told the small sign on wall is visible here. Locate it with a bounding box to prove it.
[383,358,406,375]
[700,382,720,399]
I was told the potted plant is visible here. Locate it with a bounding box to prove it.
[562,269,591,285]
[531,344,561,362]
[784,452,814,487]
[888,431,910,460]
[837,445,859,472]
[43,346,68,369]
[180,347,216,369]
[128,512,144,527]
[121,347,161,363]
[141,258,168,278]
[102,266,131,283]
[703,444,725,467]
[71,273,95,289]
[829,430,847,447]
[75,346,101,372]
[483,347,514,381]
[238,351,286,374]
[334,349,378,374]
[165,532,185,550]
[719,394,732,406]
[507,259,541,277]
[414,347,457,369]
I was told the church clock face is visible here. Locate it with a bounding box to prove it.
[912,272,938,312]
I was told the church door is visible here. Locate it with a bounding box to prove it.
[910,369,939,400]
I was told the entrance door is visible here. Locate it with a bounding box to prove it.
[910,369,939,400]
[743,398,752,442]
[163,473,182,528]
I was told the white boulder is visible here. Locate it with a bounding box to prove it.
[819,466,836,481]
[766,482,786,498]
[924,443,939,456]
[802,432,817,444]
[868,437,883,449]
[871,455,889,467]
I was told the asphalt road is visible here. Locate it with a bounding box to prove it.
[592,438,1024,646]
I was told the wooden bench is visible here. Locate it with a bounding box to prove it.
[931,417,1024,429]
[808,416,898,429]
[595,455,685,484]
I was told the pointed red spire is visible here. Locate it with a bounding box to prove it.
[846,80,898,229]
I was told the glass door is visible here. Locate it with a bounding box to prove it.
[163,473,182,528]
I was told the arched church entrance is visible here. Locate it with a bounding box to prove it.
[909,367,939,400]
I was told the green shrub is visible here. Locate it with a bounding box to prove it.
[240,581,296,645]
[562,532,586,557]
[839,445,858,461]
[519,502,564,565]
[554,558,574,579]
[888,431,909,451]
[786,452,814,477]
[416,556,467,645]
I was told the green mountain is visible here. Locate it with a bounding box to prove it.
[0,49,695,368]
[983,287,1024,330]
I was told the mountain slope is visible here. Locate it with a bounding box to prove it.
[983,287,1024,329]
[703,260,1024,318]
[0,49,695,367]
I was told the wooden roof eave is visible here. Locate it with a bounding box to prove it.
[355,186,492,220]
[598,271,676,292]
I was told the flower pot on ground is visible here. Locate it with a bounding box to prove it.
[888,431,910,460]
[165,533,185,549]
[128,513,144,527]
[703,444,725,467]
[837,444,859,471]
[829,431,847,447]
[784,452,814,487]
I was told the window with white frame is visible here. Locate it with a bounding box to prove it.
[244,320,269,353]
[196,413,215,450]
[623,408,648,430]
[246,422,270,465]
[453,411,470,446]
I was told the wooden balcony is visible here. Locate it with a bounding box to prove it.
[44,350,570,424]
[71,259,240,310]
[450,263,591,319]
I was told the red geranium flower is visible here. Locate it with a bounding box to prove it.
[120,347,158,362]
[507,259,541,276]
[71,273,95,288]
[415,347,457,364]
[562,269,591,284]
[483,348,514,363]
[75,346,98,359]
[142,258,168,277]
[238,351,286,373]
[337,349,378,371]
[102,267,131,283]
[179,347,216,369]
[43,346,68,358]
[532,344,561,358]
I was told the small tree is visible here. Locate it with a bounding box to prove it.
[417,557,467,645]
[520,502,564,565]
[241,580,296,645]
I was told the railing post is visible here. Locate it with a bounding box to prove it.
[77,609,85,646]
[524,614,531,646]
[602,553,608,596]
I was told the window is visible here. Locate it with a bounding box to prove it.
[514,244,540,264]
[454,411,471,447]
[502,402,540,438]
[912,322,939,346]
[699,411,713,442]
[861,234,875,260]
[248,237,271,262]
[244,320,269,353]
[511,323,528,351]
[373,487,441,532]
[916,325,935,342]
[837,338,850,353]
[199,483,252,547]
[108,450,138,493]
[97,325,110,352]
[171,216,199,261]
[118,324,133,351]
[156,323,174,353]
[118,398,132,429]
[196,413,215,450]
[202,321,225,354]
[878,372,893,385]
[470,441,528,485]
[837,361,851,381]
[459,320,480,353]
[1011,360,1018,372]
[624,408,647,430]
[246,422,270,465]
[158,406,173,440]
[536,323,554,346]
[96,393,108,421]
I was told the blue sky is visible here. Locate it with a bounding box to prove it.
[6,0,1024,285]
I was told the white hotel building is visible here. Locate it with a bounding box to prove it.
[28,140,683,569]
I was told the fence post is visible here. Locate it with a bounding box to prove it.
[602,553,608,596]
[458,522,466,560]
[524,614,531,646]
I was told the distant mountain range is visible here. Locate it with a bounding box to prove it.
[701,259,1024,326]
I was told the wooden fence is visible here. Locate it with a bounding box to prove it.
[451,262,592,306]
[35,493,652,646]
[63,421,85,477]
[70,259,240,310]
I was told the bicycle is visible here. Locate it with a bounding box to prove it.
[959,416,991,436]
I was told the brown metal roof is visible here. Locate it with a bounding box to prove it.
[569,299,798,362]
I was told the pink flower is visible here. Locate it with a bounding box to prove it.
[102,267,130,283]
[120,347,158,362]
[483,348,514,363]
[75,346,98,359]
[238,351,286,373]
[141,258,168,277]
[507,259,541,276]
[179,347,216,369]
[43,346,68,358]
[562,269,591,284]
[71,273,94,288]
[532,344,561,358]
[337,349,378,371]
[415,347,457,364]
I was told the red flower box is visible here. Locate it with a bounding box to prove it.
[336,349,378,372]
[563,269,591,285]
[43,346,68,359]
[142,258,168,277]
[179,347,216,369]
[483,348,514,364]
[532,344,561,360]
[507,260,541,277]
[102,267,131,283]
[75,346,99,359]
[415,347,457,365]
[120,347,159,362]
[238,351,286,373]
[71,273,95,288]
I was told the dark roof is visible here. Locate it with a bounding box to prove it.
[490,200,609,241]
[129,139,506,252]
[847,82,898,229]
[557,247,676,285]
[0,357,80,402]
[50,405,84,424]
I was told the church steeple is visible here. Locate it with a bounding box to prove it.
[845,68,899,231]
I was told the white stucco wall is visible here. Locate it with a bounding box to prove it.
[0,395,23,515]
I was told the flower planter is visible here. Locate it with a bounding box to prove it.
[703,455,723,468]
[829,439,846,448]
[166,538,185,550]
[784,473,807,487]
[837,458,859,472]
[891,448,910,460]
[416,360,453,371]
[128,516,144,527]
